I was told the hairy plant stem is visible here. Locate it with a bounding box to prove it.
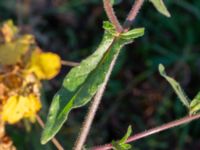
[123,0,145,32]
[73,45,120,150]
[103,0,123,33]
[92,113,200,150]
[36,115,64,150]
[73,0,146,149]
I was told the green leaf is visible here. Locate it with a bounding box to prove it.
[121,144,132,150]
[159,64,190,108]
[121,28,145,40]
[103,21,117,36]
[149,0,171,17]
[112,125,132,150]
[112,142,122,150]
[103,21,145,40]
[119,125,132,144]
[190,92,200,115]
[41,22,144,144]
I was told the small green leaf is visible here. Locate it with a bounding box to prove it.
[103,21,117,36]
[190,92,200,115]
[119,125,132,144]
[120,28,145,40]
[112,141,122,150]
[149,0,171,17]
[159,64,190,108]
[112,126,132,150]
[121,144,132,150]
[41,22,144,144]
[103,22,145,40]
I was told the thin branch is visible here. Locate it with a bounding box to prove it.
[73,0,147,149]
[36,115,64,150]
[73,44,120,150]
[103,0,123,33]
[123,0,145,32]
[92,113,200,150]
[61,60,79,67]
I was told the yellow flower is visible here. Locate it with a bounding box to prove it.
[0,20,35,65]
[0,20,60,125]
[2,94,41,124]
[23,94,41,121]
[27,50,61,80]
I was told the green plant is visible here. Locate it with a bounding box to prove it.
[39,1,200,150]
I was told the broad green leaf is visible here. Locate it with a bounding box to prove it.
[41,22,144,144]
[41,25,114,144]
[149,0,171,17]
[159,64,190,108]
[112,125,132,150]
[190,92,200,115]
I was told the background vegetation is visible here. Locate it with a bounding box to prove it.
[1,0,200,149]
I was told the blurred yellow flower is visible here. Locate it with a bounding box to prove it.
[0,20,35,65]
[1,20,18,42]
[27,50,61,80]
[0,20,61,126]
[2,94,41,124]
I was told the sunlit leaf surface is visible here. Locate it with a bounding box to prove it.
[41,22,144,144]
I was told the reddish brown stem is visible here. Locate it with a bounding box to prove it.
[123,0,145,32]
[36,115,64,150]
[103,0,123,33]
[92,113,200,150]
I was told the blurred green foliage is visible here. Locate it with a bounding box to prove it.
[1,0,200,149]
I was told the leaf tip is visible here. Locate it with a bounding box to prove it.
[150,0,171,18]
[164,11,171,18]
[40,132,50,145]
[103,21,114,30]
[158,63,166,76]
[40,137,48,145]
[41,131,56,145]
[127,125,132,134]
[40,126,56,145]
